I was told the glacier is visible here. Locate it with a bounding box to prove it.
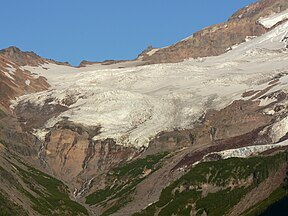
[11,21,288,148]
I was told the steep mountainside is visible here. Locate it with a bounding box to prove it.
[138,0,288,64]
[1,0,288,215]
[0,52,49,111]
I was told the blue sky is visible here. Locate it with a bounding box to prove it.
[1,0,256,66]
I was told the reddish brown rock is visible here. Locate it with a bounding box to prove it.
[0,55,50,110]
[0,46,71,67]
[139,0,288,64]
[40,121,137,189]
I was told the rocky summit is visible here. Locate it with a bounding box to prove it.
[138,0,288,64]
[1,0,288,215]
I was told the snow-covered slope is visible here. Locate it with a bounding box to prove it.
[259,9,288,28]
[204,140,288,161]
[12,21,288,148]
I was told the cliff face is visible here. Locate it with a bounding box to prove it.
[139,0,288,64]
[39,121,138,191]
[1,0,288,215]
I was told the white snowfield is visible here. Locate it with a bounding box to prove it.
[13,21,288,148]
[203,140,288,161]
[259,9,288,28]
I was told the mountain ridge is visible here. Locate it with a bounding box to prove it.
[0,46,71,67]
[138,0,288,64]
[1,0,288,215]
[2,0,288,67]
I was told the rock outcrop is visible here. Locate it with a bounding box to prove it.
[39,121,138,190]
[139,0,288,64]
[0,46,71,67]
[0,53,50,111]
[1,0,288,215]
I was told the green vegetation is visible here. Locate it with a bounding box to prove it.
[0,139,8,148]
[14,163,88,216]
[134,153,287,216]
[110,152,168,178]
[196,187,249,216]
[0,109,6,119]
[0,165,22,189]
[177,155,282,187]
[0,140,88,216]
[0,189,29,216]
[101,194,133,216]
[85,152,168,215]
[242,186,287,216]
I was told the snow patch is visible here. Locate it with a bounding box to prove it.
[259,97,278,106]
[259,9,288,28]
[5,64,16,75]
[269,116,288,143]
[3,71,15,80]
[204,140,288,160]
[245,36,257,42]
[25,79,31,86]
[32,128,50,141]
[146,48,159,56]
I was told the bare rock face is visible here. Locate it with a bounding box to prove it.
[1,1,288,215]
[14,99,68,131]
[43,127,91,181]
[0,46,47,67]
[146,85,288,164]
[139,0,288,64]
[39,121,137,189]
[78,59,127,67]
[78,60,99,67]
[0,115,41,158]
[195,99,273,145]
[0,46,71,67]
[0,55,50,110]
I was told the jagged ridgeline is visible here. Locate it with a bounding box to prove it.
[1,0,288,215]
